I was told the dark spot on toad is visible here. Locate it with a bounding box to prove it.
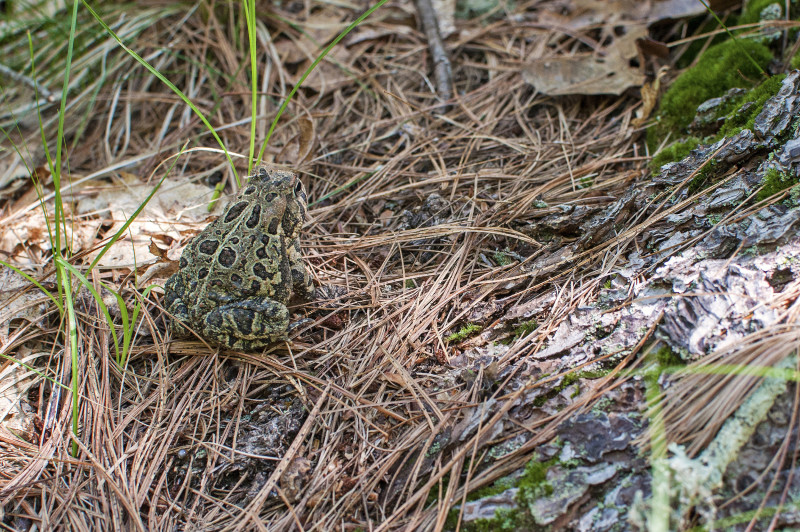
[224,201,249,223]
[243,185,256,195]
[180,257,188,268]
[218,247,237,268]
[268,218,279,235]
[198,267,209,279]
[233,309,254,335]
[198,240,219,254]
[246,204,261,229]
[256,247,267,259]
[264,192,277,203]
[230,237,240,245]
[253,262,269,279]
[251,280,261,293]
[205,311,222,328]
[230,273,242,285]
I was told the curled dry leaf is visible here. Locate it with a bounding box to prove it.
[0,268,50,343]
[522,25,647,96]
[76,173,225,270]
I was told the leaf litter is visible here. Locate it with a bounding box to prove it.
[0,0,799,531]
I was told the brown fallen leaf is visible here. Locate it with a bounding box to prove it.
[522,25,647,96]
[633,65,669,128]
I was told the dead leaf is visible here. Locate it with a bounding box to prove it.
[75,173,225,269]
[537,0,723,30]
[633,66,669,128]
[0,347,46,441]
[0,268,50,343]
[280,456,313,502]
[522,25,647,96]
[382,372,408,387]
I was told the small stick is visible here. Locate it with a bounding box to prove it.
[414,0,453,109]
[0,62,60,102]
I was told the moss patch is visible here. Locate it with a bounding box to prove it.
[446,323,483,343]
[649,137,702,170]
[791,51,800,70]
[648,39,772,152]
[757,167,799,201]
[649,71,785,173]
[718,72,786,137]
[739,0,783,25]
[450,456,563,531]
[655,345,685,368]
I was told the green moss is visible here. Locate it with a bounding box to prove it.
[501,320,539,345]
[451,458,558,531]
[676,14,738,69]
[427,473,451,505]
[467,475,520,501]
[743,245,762,256]
[718,73,786,137]
[649,39,772,151]
[579,368,611,379]
[513,320,538,337]
[739,0,783,25]
[456,507,526,532]
[446,323,483,343]
[650,137,703,170]
[791,51,800,70]
[655,346,685,367]
[517,457,558,500]
[757,167,798,201]
[529,369,604,407]
[687,160,717,194]
[493,251,513,266]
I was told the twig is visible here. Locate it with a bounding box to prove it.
[414,0,453,109]
[0,62,60,102]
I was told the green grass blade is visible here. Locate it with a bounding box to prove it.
[0,260,63,314]
[52,0,81,259]
[244,0,258,175]
[88,143,186,271]
[58,263,80,456]
[58,259,121,362]
[79,0,240,186]
[256,0,390,164]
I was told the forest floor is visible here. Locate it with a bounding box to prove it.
[1,1,800,531]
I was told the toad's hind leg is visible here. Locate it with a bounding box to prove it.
[202,297,289,348]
